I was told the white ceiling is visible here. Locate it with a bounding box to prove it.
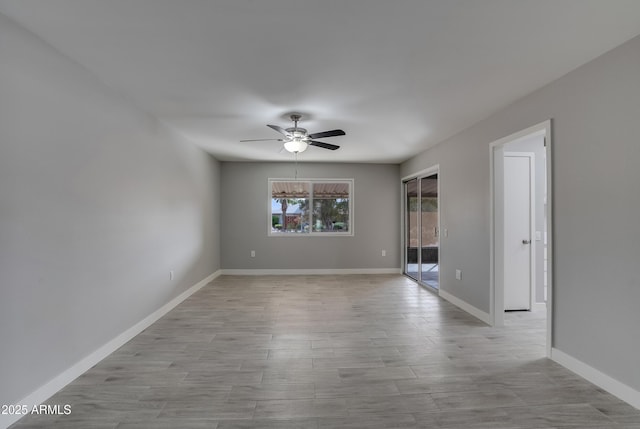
[2,0,640,163]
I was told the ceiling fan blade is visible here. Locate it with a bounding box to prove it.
[240,138,283,142]
[309,140,340,150]
[308,129,345,139]
[267,124,292,137]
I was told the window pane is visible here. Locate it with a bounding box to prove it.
[269,179,352,236]
[271,181,310,233]
[312,182,350,233]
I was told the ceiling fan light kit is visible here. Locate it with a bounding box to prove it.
[283,139,308,153]
[241,113,345,153]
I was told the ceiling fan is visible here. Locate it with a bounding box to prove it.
[240,114,345,153]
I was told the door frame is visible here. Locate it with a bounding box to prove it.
[490,120,553,357]
[503,152,535,311]
[401,165,440,291]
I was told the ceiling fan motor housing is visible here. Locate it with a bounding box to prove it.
[285,128,308,138]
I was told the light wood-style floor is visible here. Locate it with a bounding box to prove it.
[11,275,640,428]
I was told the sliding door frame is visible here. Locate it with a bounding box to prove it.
[401,165,440,291]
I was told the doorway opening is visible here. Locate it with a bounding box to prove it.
[491,120,552,356]
[503,152,535,311]
[403,167,439,290]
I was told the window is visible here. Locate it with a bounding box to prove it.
[269,179,353,236]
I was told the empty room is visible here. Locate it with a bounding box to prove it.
[2,1,640,428]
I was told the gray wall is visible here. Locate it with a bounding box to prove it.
[221,162,400,270]
[401,35,640,391]
[0,12,221,407]
[403,138,494,313]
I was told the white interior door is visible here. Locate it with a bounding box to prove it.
[504,154,533,310]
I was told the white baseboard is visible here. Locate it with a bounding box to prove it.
[551,348,640,410]
[1,270,221,429]
[438,289,492,325]
[221,268,402,276]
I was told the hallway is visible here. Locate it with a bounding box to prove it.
[11,275,640,428]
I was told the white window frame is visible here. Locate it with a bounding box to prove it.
[268,178,354,237]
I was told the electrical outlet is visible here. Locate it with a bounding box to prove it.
[250,250,256,258]
[169,270,174,280]
[381,250,386,257]
[455,269,462,280]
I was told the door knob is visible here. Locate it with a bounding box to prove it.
[522,239,531,244]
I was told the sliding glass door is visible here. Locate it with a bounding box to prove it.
[420,175,439,288]
[404,174,439,289]
[405,179,419,282]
